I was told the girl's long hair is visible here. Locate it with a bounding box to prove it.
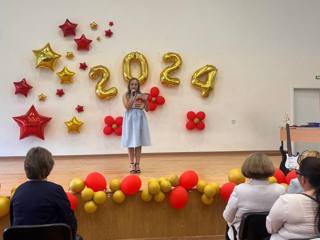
[127,78,141,96]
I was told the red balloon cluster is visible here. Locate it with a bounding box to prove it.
[85,172,107,192]
[220,182,236,203]
[179,170,199,190]
[186,111,206,131]
[148,87,165,111]
[274,168,286,184]
[120,175,142,196]
[285,170,297,184]
[103,116,123,136]
[169,186,188,209]
[66,192,78,210]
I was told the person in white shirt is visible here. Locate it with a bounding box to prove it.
[267,157,320,239]
[223,153,286,240]
[287,150,320,194]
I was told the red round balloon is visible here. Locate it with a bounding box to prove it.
[115,116,123,126]
[115,127,122,136]
[220,182,236,203]
[186,121,195,130]
[104,116,114,125]
[85,172,107,192]
[196,111,206,120]
[179,170,199,190]
[148,102,157,111]
[187,111,196,121]
[120,175,142,195]
[196,121,205,130]
[169,186,188,209]
[150,87,159,97]
[286,170,297,184]
[66,192,78,210]
[274,168,286,184]
[103,126,113,135]
[156,96,165,105]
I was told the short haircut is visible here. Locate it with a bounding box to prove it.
[241,152,275,179]
[24,147,54,180]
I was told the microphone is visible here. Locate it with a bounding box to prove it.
[132,90,136,96]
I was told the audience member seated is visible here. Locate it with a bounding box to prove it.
[266,157,320,239]
[223,153,285,240]
[288,150,320,194]
[10,147,78,239]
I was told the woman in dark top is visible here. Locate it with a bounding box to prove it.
[10,147,77,239]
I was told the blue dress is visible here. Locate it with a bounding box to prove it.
[121,108,151,148]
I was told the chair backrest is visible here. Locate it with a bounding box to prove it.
[238,211,270,240]
[3,223,72,240]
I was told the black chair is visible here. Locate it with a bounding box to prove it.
[3,223,73,240]
[238,211,271,240]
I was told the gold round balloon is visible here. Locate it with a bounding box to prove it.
[210,182,220,195]
[154,191,165,203]
[141,189,153,202]
[148,180,160,195]
[112,190,126,204]
[33,43,61,71]
[268,176,277,184]
[81,187,94,202]
[0,197,10,217]
[84,200,98,214]
[204,184,215,198]
[168,174,179,186]
[123,52,148,85]
[89,65,118,100]
[69,178,85,193]
[160,52,182,87]
[160,180,172,193]
[109,179,121,192]
[197,180,207,193]
[93,191,107,205]
[201,194,214,205]
[228,168,246,185]
[191,65,217,97]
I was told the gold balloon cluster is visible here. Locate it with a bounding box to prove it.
[123,52,148,85]
[69,177,107,214]
[89,65,118,100]
[196,180,220,205]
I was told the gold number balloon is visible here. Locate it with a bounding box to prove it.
[123,52,148,85]
[191,65,217,97]
[160,52,182,86]
[89,65,118,100]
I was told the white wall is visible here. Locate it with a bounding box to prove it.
[1,0,320,156]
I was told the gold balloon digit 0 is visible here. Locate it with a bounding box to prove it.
[123,52,148,85]
[160,52,182,87]
[191,65,217,98]
[89,65,118,100]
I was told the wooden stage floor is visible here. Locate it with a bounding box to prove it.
[0,151,281,196]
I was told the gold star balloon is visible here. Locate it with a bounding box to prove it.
[38,93,47,101]
[33,43,61,71]
[66,52,74,59]
[90,21,98,30]
[57,66,75,84]
[65,117,83,133]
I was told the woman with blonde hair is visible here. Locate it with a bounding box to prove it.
[287,150,320,194]
[223,152,285,240]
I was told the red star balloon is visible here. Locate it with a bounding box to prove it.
[108,21,114,26]
[79,62,88,70]
[13,105,51,140]
[14,78,33,97]
[56,89,65,97]
[105,29,113,38]
[76,105,84,113]
[74,34,92,51]
[59,19,78,37]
